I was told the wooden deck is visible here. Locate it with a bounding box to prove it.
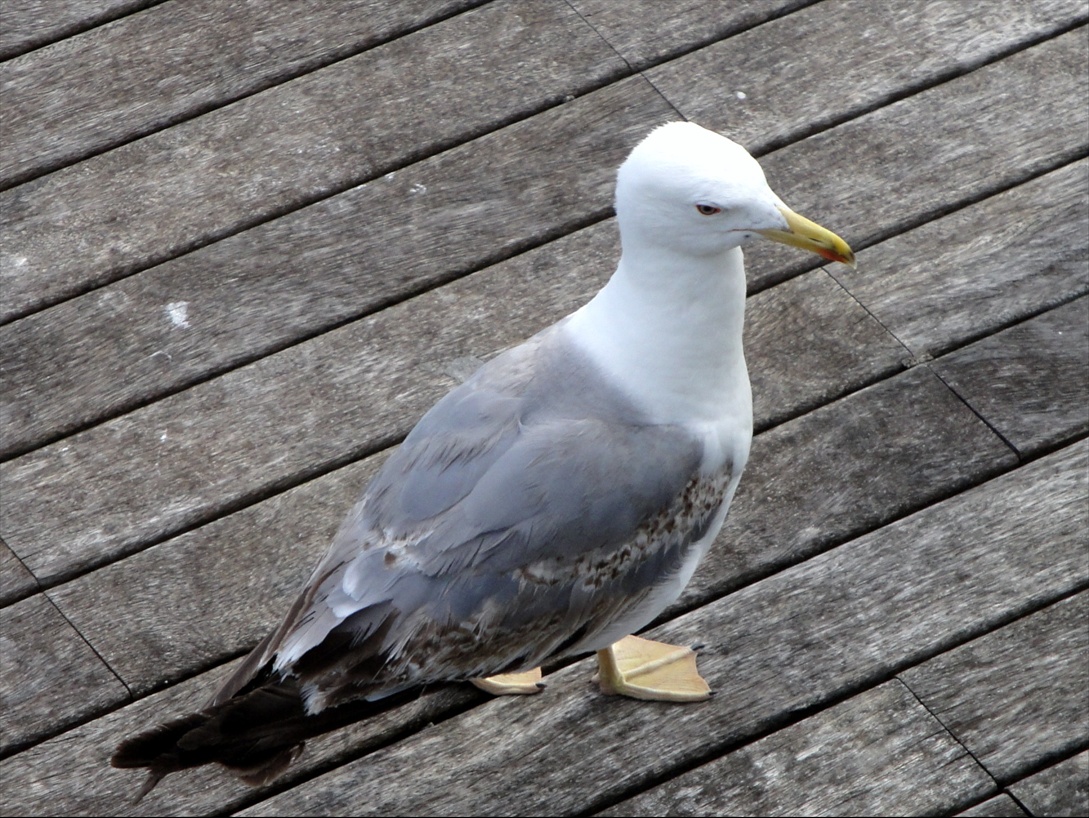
[1,1,1087,815]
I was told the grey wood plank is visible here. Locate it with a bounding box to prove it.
[0,535,37,606]
[0,593,128,755]
[932,297,1089,458]
[0,0,157,59]
[4,12,1084,459]
[568,0,813,69]
[748,27,1089,288]
[956,795,1029,817]
[237,442,1087,817]
[0,0,626,321]
[646,0,1087,153]
[0,77,671,459]
[9,440,1085,818]
[599,681,992,817]
[1009,750,1089,818]
[45,241,900,696]
[677,365,1016,609]
[901,593,1089,784]
[0,0,485,188]
[831,160,1089,360]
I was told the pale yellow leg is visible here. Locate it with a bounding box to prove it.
[595,634,711,702]
[471,667,544,695]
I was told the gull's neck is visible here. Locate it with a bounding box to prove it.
[565,240,752,427]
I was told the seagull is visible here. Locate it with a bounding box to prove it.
[112,121,854,798]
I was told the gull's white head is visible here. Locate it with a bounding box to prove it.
[616,121,854,266]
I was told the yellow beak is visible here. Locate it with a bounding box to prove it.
[756,205,856,268]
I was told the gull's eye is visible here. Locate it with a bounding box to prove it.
[695,204,721,216]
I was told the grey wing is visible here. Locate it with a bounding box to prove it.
[221,331,716,710]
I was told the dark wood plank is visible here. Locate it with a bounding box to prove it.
[0,535,37,606]
[646,0,1086,153]
[901,593,1089,783]
[932,296,1089,458]
[747,27,1089,290]
[599,681,992,817]
[678,366,1016,608]
[0,594,128,755]
[45,245,899,695]
[0,0,157,59]
[10,440,1084,817]
[568,0,813,69]
[0,78,670,458]
[956,795,1029,817]
[0,0,486,188]
[4,10,1083,458]
[1009,750,1089,818]
[0,0,626,321]
[831,160,1088,359]
[235,442,1086,816]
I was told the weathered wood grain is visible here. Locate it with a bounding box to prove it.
[646,0,1087,153]
[0,0,485,187]
[956,795,1029,817]
[1009,750,1089,818]
[44,249,898,695]
[0,535,37,606]
[831,159,1089,359]
[237,442,1087,816]
[0,0,157,59]
[901,593,1089,784]
[676,366,1016,609]
[749,26,1089,287]
[0,594,128,755]
[0,0,626,321]
[4,11,1083,459]
[568,0,814,69]
[0,78,671,459]
[932,296,1089,458]
[8,439,1085,818]
[599,681,991,817]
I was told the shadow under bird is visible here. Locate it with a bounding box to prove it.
[112,121,855,799]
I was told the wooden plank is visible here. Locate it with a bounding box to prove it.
[1008,750,1089,818]
[9,440,1085,817]
[0,0,486,188]
[45,244,901,695]
[678,366,1016,608]
[901,593,1089,783]
[956,795,1029,817]
[0,535,37,606]
[0,77,671,459]
[0,0,157,60]
[3,12,1083,457]
[646,0,1087,152]
[0,594,128,755]
[599,681,992,817]
[568,0,813,69]
[0,84,676,582]
[747,27,1089,290]
[831,160,1089,359]
[0,0,626,321]
[236,442,1087,816]
[932,296,1089,458]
